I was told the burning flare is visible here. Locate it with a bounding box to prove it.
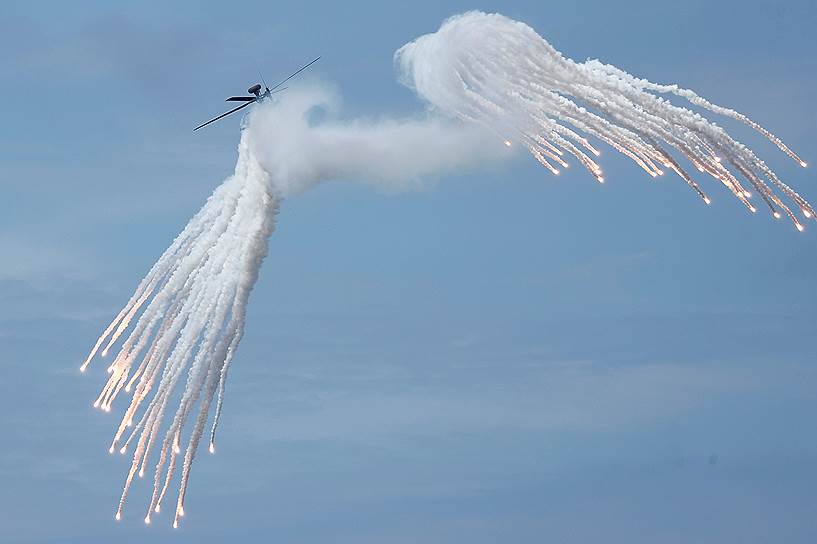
[84,133,278,527]
[397,12,812,227]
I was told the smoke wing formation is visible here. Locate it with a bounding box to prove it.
[81,11,812,527]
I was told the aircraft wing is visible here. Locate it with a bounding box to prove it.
[268,56,321,92]
[194,99,257,131]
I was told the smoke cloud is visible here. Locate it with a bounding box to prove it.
[80,10,812,528]
[245,85,511,196]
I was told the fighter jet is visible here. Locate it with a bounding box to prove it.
[194,56,321,131]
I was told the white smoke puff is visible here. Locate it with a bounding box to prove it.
[245,85,511,196]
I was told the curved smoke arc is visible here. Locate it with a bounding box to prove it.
[80,11,811,527]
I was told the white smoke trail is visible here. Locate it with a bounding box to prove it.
[81,10,811,527]
[397,12,812,227]
[82,132,279,527]
[246,85,507,196]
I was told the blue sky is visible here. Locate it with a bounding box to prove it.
[1,0,817,542]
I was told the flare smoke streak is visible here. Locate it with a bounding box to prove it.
[80,11,812,527]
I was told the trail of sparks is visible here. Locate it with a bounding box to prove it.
[396,11,812,229]
[82,132,278,527]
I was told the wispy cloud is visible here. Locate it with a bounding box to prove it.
[228,355,793,443]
